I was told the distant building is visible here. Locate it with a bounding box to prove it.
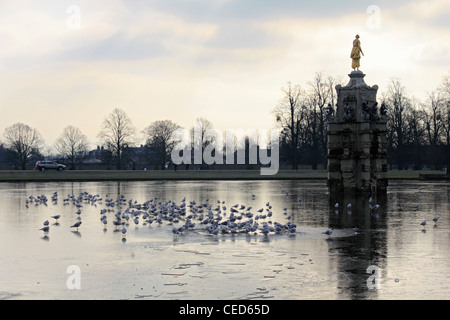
[85,146,106,164]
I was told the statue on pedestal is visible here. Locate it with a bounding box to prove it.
[327,34,388,194]
[343,104,354,121]
[350,35,364,71]
[380,102,387,117]
[326,103,335,121]
[362,102,371,120]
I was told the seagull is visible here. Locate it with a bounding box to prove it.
[39,226,50,234]
[121,227,127,236]
[322,228,333,236]
[420,220,426,227]
[347,203,352,209]
[51,215,60,222]
[113,219,123,228]
[43,220,49,226]
[335,203,339,208]
[70,221,82,231]
[261,227,270,236]
[433,216,439,225]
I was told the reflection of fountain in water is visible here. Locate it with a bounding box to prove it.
[327,191,388,299]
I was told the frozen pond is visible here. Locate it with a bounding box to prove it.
[0,179,449,300]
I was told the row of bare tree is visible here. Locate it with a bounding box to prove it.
[1,72,449,171]
[0,109,214,170]
[273,72,450,171]
[273,73,341,170]
[383,77,450,170]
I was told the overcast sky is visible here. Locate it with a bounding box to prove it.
[0,0,449,149]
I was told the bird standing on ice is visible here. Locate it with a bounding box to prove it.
[420,220,426,230]
[70,221,82,231]
[433,217,439,226]
[39,226,50,234]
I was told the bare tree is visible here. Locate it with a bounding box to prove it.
[304,72,339,169]
[273,82,305,170]
[3,122,44,170]
[326,74,343,108]
[143,120,181,169]
[382,78,412,170]
[98,108,136,170]
[422,90,445,169]
[54,126,89,170]
[405,99,426,170]
[190,117,215,167]
[439,73,450,173]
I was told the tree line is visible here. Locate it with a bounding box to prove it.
[1,72,449,171]
[0,109,218,170]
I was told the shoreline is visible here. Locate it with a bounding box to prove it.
[0,169,447,182]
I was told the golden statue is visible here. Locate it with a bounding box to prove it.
[350,35,364,71]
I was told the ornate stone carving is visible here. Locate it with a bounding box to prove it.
[327,71,387,194]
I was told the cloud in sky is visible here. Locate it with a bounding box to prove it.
[0,0,449,149]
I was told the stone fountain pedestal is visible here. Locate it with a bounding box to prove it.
[327,71,388,194]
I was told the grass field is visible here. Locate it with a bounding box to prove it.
[0,169,447,182]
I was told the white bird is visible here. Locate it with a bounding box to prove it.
[70,221,82,231]
[39,226,50,234]
[335,203,339,208]
[433,216,439,225]
[347,203,352,209]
